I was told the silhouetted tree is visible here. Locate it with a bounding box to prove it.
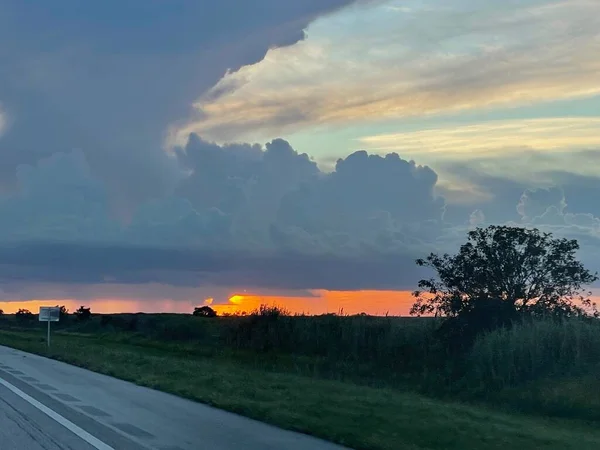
[15,308,34,322]
[193,306,217,318]
[56,305,69,322]
[411,226,598,349]
[74,306,92,321]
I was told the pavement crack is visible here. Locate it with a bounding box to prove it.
[0,394,72,450]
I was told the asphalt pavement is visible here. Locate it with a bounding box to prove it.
[0,345,347,450]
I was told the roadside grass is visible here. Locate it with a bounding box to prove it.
[2,329,600,449]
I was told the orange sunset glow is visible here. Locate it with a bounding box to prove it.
[212,290,415,316]
[0,290,416,316]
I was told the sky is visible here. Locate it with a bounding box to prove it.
[0,0,599,315]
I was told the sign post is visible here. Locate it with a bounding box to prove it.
[39,307,60,348]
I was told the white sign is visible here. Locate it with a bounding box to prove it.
[39,306,61,322]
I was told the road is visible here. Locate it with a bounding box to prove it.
[0,345,347,450]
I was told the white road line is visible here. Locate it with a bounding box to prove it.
[0,375,114,450]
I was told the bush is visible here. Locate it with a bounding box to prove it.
[193,306,217,318]
[15,308,35,322]
[74,306,92,321]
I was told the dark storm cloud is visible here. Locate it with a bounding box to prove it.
[0,0,361,211]
[0,135,442,292]
[2,134,600,296]
[0,242,423,292]
[174,135,318,217]
[274,151,446,254]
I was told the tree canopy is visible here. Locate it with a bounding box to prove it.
[74,306,92,321]
[193,306,217,317]
[411,226,598,320]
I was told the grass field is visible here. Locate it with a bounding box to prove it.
[2,312,600,449]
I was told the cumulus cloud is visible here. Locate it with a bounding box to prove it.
[0,151,118,242]
[515,187,600,235]
[6,137,445,253]
[274,151,445,254]
[428,186,600,290]
[173,0,600,143]
[0,137,441,294]
[517,187,567,223]
[174,135,320,245]
[1,134,600,299]
[516,187,600,274]
[356,118,600,210]
[0,0,362,210]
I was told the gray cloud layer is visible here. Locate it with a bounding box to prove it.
[0,136,444,286]
[0,0,360,213]
[1,0,599,300]
[2,134,599,296]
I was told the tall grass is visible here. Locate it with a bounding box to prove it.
[222,312,445,379]
[468,317,600,390]
[6,307,600,401]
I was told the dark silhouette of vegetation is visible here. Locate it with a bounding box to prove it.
[15,308,34,322]
[0,309,3,316]
[55,305,69,322]
[125,314,139,331]
[100,315,112,327]
[3,316,599,450]
[193,306,217,317]
[74,306,92,321]
[252,304,290,318]
[4,304,600,427]
[2,227,600,443]
[411,226,598,350]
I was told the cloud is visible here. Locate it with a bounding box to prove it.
[433,185,600,287]
[515,187,600,272]
[356,118,600,210]
[9,137,446,253]
[0,0,362,209]
[274,150,445,254]
[0,105,7,138]
[174,135,320,245]
[360,118,600,162]
[2,0,599,305]
[0,242,423,292]
[173,0,600,143]
[469,210,485,227]
[0,138,442,294]
[2,135,600,299]
[515,187,600,235]
[517,187,567,223]
[0,151,119,242]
